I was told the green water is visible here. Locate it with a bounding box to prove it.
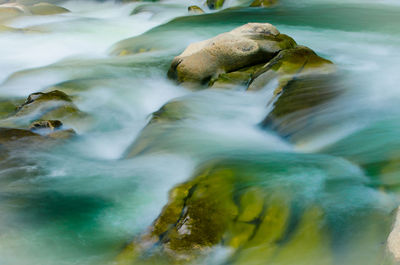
[0,0,399,264]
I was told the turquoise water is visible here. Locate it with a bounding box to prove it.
[0,0,399,264]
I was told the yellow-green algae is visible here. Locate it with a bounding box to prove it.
[116,154,395,265]
[248,46,338,138]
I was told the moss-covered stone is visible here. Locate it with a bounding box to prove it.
[206,0,224,9]
[116,154,394,265]
[0,127,43,145]
[248,46,338,138]
[188,5,204,14]
[0,98,24,119]
[209,63,264,89]
[7,90,86,127]
[124,100,190,157]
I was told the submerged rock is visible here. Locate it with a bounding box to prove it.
[124,99,191,157]
[206,0,224,9]
[167,23,296,86]
[29,2,69,15]
[116,154,394,265]
[250,0,277,7]
[9,90,85,127]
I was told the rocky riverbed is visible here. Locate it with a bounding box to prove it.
[1,1,400,265]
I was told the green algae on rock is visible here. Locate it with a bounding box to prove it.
[124,99,191,157]
[209,63,264,89]
[116,154,395,265]
[188,5,204,14]
[6,90,86,128]
[206,0,224,9]
[248,46,338,138]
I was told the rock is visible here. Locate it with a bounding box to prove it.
[387,207,400,262]
[167,23,296,87]
[248,46,335,91]
[0,3,27,21]
[116,154,393,265]
[29,2,69,15]
[188,5,204,14]
[250,0,277,7]
[206,0,224,9]
[247,46,338,138]
[0,127,43,145]
[47,128,76,139]
[29,119,63,132]
[29,119,76,139]
[124,99,190,157]
[0,98,23,119]
[10,90,85,127]
[209,63,264,89]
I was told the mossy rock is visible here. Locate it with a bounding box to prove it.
[206,0,225,9]
[0,127,44,145]
[29,2,69,15]
[250,0,277,8]
[0,90,90,133]
[124,99,191,157]
[188,5,204,14]
[0,98,24,119]
[116,153,394,265]
[209,63,264,89]
[247,46,339,138]
[10,90,85,126]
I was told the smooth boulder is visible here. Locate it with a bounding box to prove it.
[167,23,296,86]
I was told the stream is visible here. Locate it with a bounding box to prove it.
[0,0,400,264]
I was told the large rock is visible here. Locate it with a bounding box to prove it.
[167,23,296,86]
[248,46,339,138]
[116,154,394,265]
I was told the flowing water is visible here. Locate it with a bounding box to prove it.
[0,0,400,264]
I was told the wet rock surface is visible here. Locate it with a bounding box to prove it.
[167,23,296,86]
[116,155,394,265]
